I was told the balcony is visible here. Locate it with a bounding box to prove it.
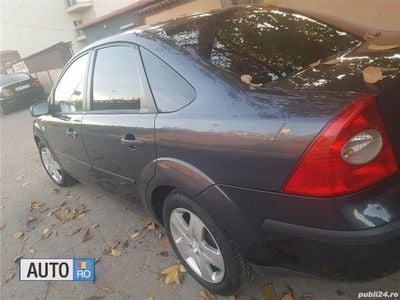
[65,0,93,13]
[74,29,86,42]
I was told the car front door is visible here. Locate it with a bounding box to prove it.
[81,44,157,211]
[40,52,95,184]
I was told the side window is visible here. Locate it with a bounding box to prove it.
[54,54,88,113]
[92,45,155,112]
[140,47,195,112]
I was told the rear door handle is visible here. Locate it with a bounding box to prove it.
[66,128,78,138]
[121,134,144,147]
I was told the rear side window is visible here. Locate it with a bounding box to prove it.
[153,7,361,84]
[140,47,195,112]
[92,45,155,113]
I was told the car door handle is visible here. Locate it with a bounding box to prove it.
[121,134,144,147]
[66,128,78,138]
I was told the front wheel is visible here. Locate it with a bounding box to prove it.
[38,142,78,187]
[163,191,252,295]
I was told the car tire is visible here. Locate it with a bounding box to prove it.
[38,141,78,187]
[163,190,252,296]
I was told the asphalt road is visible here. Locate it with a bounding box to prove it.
[1,108,399,300]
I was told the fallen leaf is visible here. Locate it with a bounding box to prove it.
[130,230,141,239]
[0,205,4,209]
[161,263,185,285]
[68,228,82,236]
[363,31,381,41]
[0,224,5,230]
[95,256,101,263]
[82,228,93,242]
[362,66,399,84]
[146,221,156,231]
[53,188,60,194]
[4,272,15,284]
[14,255,23,263]
[240,74,263,87]
[27,217,37,225]
[158,232,163,239]
[22,182,29,187]
[111,248,122,257]
[42,228,52,239]
[262,283,277,300]
[29,248,36,254]
[179,264,186,273]
[369,43,400,51]
[159,251,169,257]
[309,59,321,68]
[13,231,24,239]
[23,234,28,241]
[199,290,216,300]
[160,239,171,248]
[47,208,61,217]
[90,224,99,229]
[29,201,45,210]
[15,175,24,181]
[40,207,49,213]
[103,286,114,293]
[322,58,340,65]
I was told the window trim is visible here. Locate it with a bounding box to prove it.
[138,45,196,114]
[85,42,157,115]
[50,50,92,116]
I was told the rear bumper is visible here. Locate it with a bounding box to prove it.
[258,217,400,280]
[0,88,45,112]
[195,173,400,280]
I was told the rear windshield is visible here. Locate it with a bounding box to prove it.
[152,6,361,84]
[0,73,30,86]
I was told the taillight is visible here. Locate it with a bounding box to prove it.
[283,95,398,197]
[32,80,42,88]
[1,88,14,97]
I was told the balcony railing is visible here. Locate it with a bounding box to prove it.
[65,0,93,13]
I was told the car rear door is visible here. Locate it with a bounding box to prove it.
[39,52,96,184]
[81,43,157,210]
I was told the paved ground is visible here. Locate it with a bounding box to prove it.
[1,108,399,300]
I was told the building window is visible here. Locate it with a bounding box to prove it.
[73,20,84,37]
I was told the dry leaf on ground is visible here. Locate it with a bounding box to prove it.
[0,205,4,210]
[161,263,185,285]
[199,290,216,300]
[146,221,157,231]
[82,228,93,242]
[27,217,37,225]
[13,231,25,239]
[309,59,321,68]
[368,43,400,51]
[103,241,120,254]
[15,175,24,181]
[262,283,277,300]
[29,201,45,210]
[160,239,171,248]
[362,66,399,84]
[0,224,5,230]
[103,286,114,293]
[53,188,60,194]
[240,74,263,87]
[68,228,82,236]
[111,248,122,257]
[4,272,15,284]
[29,248,36,254]
[47,208,61,217]
[130,230,141,239]
[90,224,99,229]
[42,228,52,239]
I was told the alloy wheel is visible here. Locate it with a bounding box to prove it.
[170,207,225,283]
[41,147,63,184]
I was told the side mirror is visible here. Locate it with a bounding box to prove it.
[30,101,49,117]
